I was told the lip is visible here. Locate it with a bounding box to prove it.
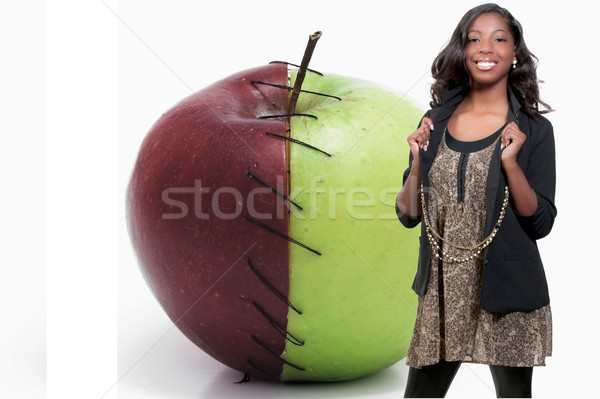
[474,59,498,71]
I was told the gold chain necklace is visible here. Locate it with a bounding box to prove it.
[420,183,509,263]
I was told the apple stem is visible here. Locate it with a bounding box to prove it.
[287,31,322,118]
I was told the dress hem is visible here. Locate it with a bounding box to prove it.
[405,354,552,370]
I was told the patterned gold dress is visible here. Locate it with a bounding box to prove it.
[405,126,552,369]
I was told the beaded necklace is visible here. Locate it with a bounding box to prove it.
[420,183,509,263]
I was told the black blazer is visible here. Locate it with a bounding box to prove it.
[396,84,557,313]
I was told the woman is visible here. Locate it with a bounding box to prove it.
[395,3,556,398]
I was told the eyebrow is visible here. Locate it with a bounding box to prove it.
[468,29,507,34]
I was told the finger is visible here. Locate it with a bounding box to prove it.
[419,131,430,150]
[411,127,427,142]
[417,131,427,149]
[501,138,511,151]
[500,125,512,150]
[419,127,431,150]
[421,117,434,131]
[501,135,508,148]
[408,131,424,149]
[506,122,524,138]
[504,125,525,145]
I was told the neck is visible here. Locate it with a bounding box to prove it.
[465,78,509,112]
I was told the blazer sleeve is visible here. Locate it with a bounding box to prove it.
[514,116,557,239]
[395,117,425,229]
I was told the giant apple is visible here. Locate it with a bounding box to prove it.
[127,46,421,382]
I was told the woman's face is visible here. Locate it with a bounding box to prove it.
[464,12,516,88]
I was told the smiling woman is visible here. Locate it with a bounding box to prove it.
[395,3,556,398]
[464,13,516,87]
[427,3,552,120]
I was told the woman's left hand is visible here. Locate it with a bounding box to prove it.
[500,121,526,164]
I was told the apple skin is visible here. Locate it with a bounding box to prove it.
[126,62,421,382]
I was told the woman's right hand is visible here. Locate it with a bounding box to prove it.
[407,117,434,158]
[397,117,432,219]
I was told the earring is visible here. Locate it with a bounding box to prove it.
[512,60,517,69]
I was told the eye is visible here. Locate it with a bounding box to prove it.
[495,37,507,42]
[468,37,479,43]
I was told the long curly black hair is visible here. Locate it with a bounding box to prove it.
[429,3,552,119]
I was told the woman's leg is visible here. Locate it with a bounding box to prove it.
[404,359,462,398]
[488,365,533,398]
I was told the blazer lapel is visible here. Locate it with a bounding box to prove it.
[419,85,469,205]
[484,84,522,235]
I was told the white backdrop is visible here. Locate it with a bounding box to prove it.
[17,0,597,398]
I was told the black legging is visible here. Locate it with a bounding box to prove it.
[403,359,533,398]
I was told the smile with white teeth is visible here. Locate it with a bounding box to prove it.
[475,60,497,70]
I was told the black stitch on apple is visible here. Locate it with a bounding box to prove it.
[247,258,303,314]
[258,113,317,120]
[244,216,321,256]
[247,359,280,381]
[250,335,306,371]
[268,60,324,76]
[234,373,251,384]
[251,300,304,346]
[265,131,331,157]
[251,80,342,102]
[246,170,303,210]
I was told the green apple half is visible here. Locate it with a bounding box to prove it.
[282,68,421,380]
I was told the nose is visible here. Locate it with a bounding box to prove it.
[478,38,492,53]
